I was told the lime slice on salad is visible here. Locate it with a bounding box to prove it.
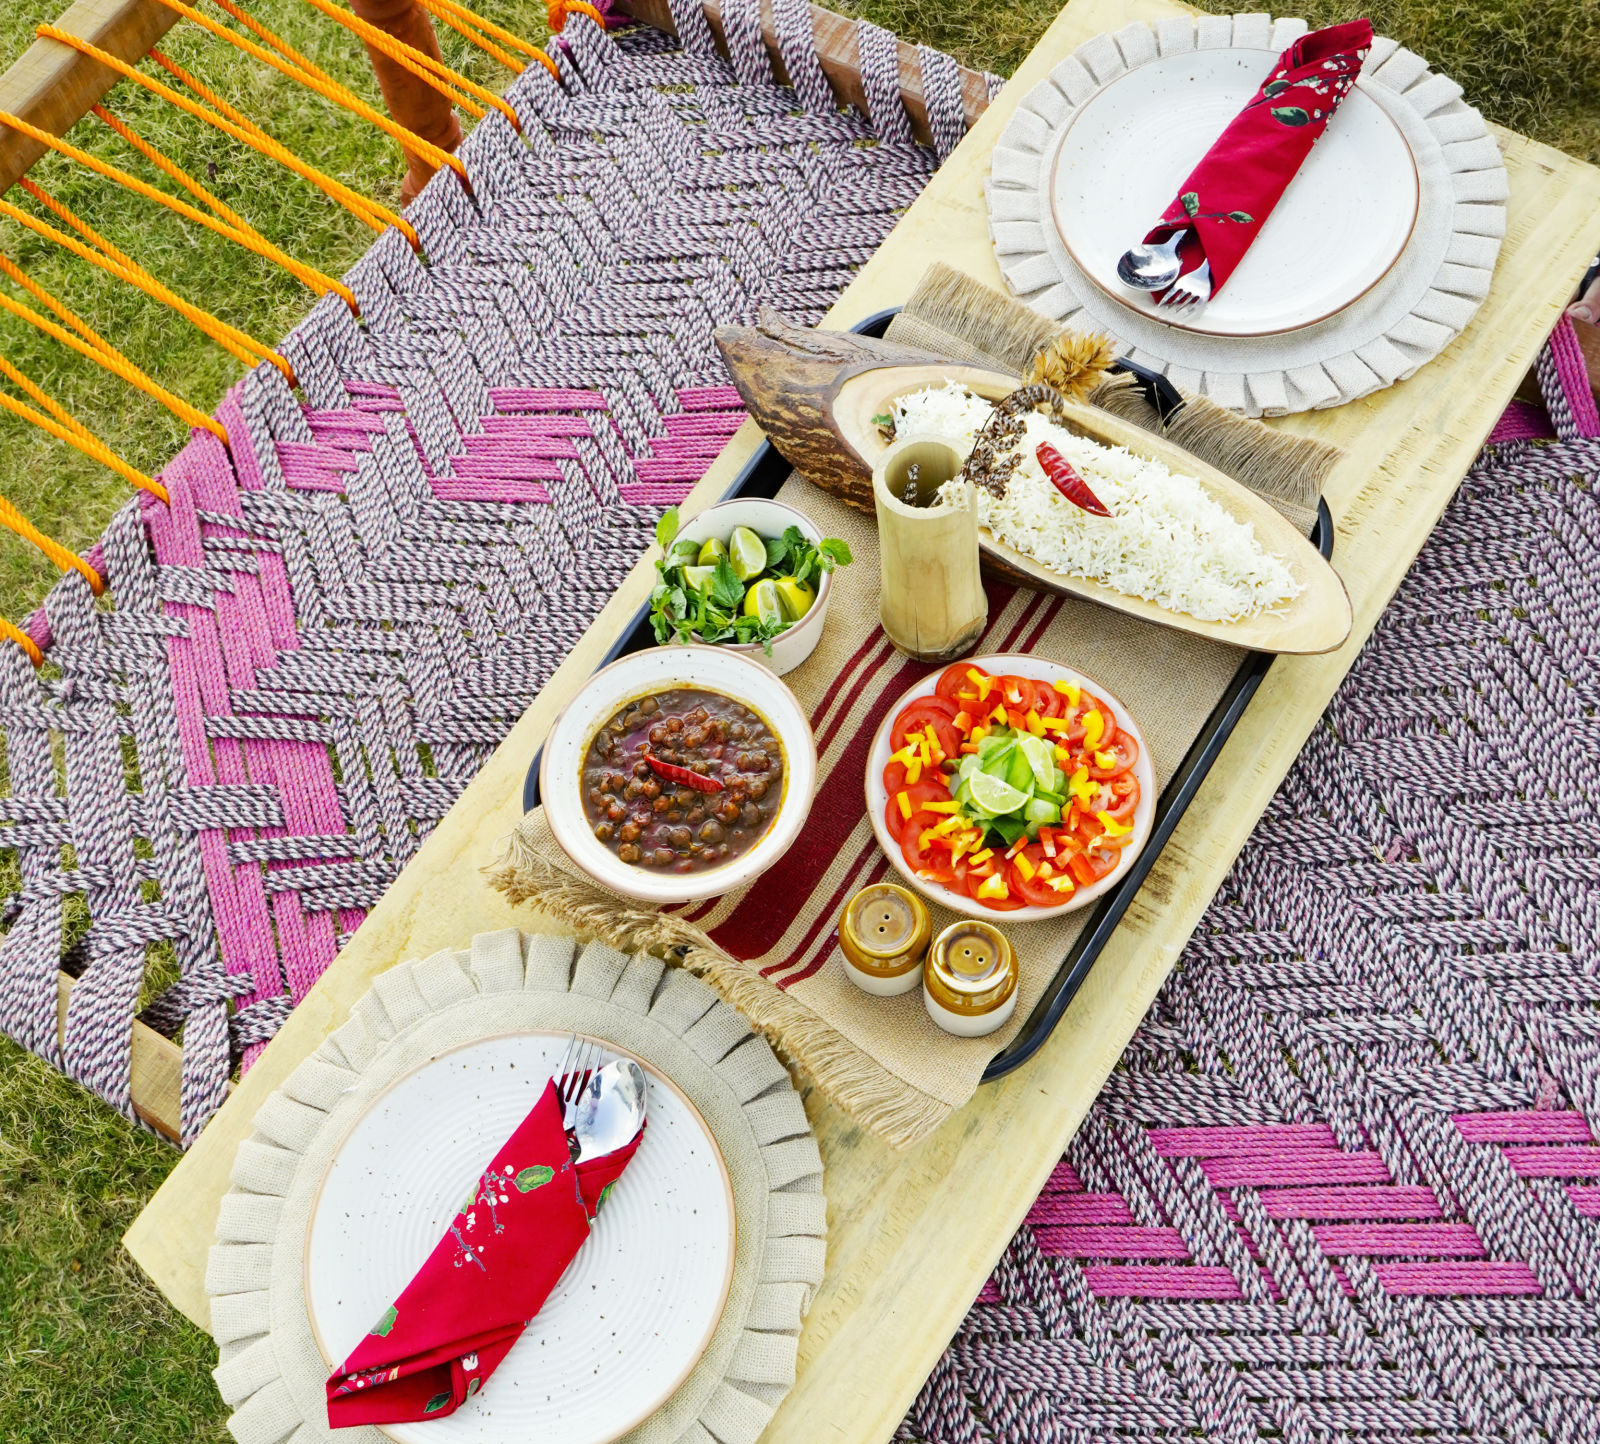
[743,579,787,625]
[697,536,728,565]
[729,526,768,581]
[682,564,716,594]
[773,576,815,620]
[1017,734,1057,791]
[967,772,1029,816]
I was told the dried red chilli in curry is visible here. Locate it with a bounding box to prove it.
[1035,443,1112,517]
[583,688,783,872]
[646,754,724,792]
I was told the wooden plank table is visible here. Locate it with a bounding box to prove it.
[126,0,1600,1437]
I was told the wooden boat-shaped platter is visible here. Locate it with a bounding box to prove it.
[715,310,1353,656]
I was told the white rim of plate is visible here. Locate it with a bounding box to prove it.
[987,12,1507,416]
[864,654,1157,921]
[302,1029,738,1444]
[1046,58,1421,338]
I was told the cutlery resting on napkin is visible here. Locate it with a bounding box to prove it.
[1134,19,1374,306]
[325,1068,644,1428]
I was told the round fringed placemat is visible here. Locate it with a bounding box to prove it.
[205,931,825,1444]
[988,12,1507,415]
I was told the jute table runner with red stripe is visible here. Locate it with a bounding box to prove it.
[490,275,1338,1147]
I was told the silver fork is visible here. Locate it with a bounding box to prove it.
[556,1034,604,1131]
[1159,260,1212,312]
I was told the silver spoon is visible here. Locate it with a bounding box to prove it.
[1116,231,1187,291]
[572,1059,648,1163]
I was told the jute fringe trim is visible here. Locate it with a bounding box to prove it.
[487,829,950,1150]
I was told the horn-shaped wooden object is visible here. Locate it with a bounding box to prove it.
[714,309,1352,655]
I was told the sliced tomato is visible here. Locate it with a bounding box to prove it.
[1032,678,1070,719]
[1008,843,1078,908]
[884,756,950,795]
[962,859,1028,910]
[994,674,1036,712]
[901,812,962,885]
[1087,729,1138,780]
[885,777,954,842]
[1060,693,1116,749]
[1068,844,1122,887]
[891,699,961,761]
[935,662,990,706]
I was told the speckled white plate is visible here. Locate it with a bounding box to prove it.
[305,1031,735,1444]
[1050,46,1419,337]
[864,654,1156,920]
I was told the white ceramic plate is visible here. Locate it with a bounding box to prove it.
[305,1032,736,1444]
[864,655,1157,921]
[542,645,818,904]
[1049,47,1419,337]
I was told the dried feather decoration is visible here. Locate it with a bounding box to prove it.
[1027,331,1118,401]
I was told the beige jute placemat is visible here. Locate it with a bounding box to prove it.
[488,268,1341,1149]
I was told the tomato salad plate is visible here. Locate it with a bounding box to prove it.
[865,656,1156,920]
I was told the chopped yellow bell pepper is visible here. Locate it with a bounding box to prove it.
[1096,809,1132,837]
[896,792,912,820]
[1083,709,1105,749]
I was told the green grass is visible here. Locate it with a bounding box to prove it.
[0,0,1595,1439]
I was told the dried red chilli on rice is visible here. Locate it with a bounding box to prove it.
[645,755,724,792]
[1036,443,1112,517]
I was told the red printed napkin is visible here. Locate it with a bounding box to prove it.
[326,1079,642,1429]
[1142,19,1374,300]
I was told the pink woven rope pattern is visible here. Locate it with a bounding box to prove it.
[0,7,995,1143]
[899,424,1600,1441]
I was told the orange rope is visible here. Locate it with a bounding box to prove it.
[0,483,108,592]
[547,0,606,34]
[37,27,414,245]
[0,360,167,506]
[0,254,225,441]
[0,109,355,310]
[147,46,414,243]
[414,0,548,69]
[230,0,482,118]
[0,616,43,667]
[149,0,470,178]
[290,0,519,127]
[3,181,294,382]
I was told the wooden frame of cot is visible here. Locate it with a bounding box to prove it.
[0,0,993,1141]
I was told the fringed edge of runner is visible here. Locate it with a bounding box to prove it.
[485,829,952,1150]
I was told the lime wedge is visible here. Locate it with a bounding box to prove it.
[1017,734,1056,791]
[697,536,728,566]
[683,564,716,594]
[743,578,787,625]
[967,772,1028,817]
[729,526,768,581]
[773,576,815,620]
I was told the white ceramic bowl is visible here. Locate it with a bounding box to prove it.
[864,654,1158,920]
[672,498,834,676]
[543,645,818,904]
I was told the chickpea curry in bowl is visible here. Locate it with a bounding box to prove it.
[541,645,817,904]
[583,688,785,873]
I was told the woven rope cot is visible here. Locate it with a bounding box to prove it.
[0,0,998,1144]
[897,341,1600,1442]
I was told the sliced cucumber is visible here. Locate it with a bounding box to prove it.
[1004,747,1035,793]
[1024,798,1061,826]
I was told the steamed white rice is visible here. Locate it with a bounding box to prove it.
[892,384,1300,623]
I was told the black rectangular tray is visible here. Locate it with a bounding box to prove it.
[523,310,1333,1083]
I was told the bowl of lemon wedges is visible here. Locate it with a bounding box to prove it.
[649,499,853,676]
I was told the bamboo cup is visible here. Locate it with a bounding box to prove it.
[872,437,988,661]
